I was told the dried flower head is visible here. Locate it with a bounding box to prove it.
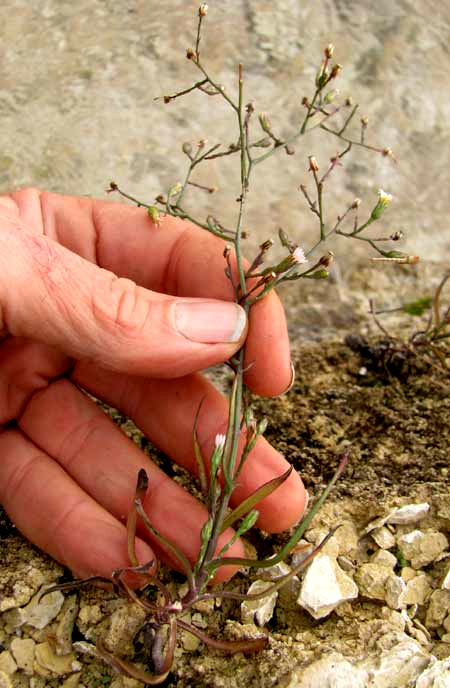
[308,156,319,173]
[199,4,208,16]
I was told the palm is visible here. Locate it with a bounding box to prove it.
[0,188,305,581]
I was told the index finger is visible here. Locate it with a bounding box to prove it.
[8,188,292,395]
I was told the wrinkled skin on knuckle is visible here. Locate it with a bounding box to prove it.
[90,271,154,339]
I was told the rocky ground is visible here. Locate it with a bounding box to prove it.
[0,273,449,687]
[0,4,449,685]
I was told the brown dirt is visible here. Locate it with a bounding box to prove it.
[0,333,449,688]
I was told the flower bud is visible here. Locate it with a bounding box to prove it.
[147,206,160,225]
[308,156,319,172]
[324,43,334,58]
[186,48,195,60]
[315,64,329,88]
[361,115,369,127]
[390,231,403,241]
[167,182,183,198]
[309,268,330,279]
[351,198,361,209]
[199,4,208,16]
[182,142,193,156]
[329,63,342,79]
[324,89,339,104]
[258,112,273,134]
[318,251,334,268]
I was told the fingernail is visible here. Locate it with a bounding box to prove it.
[274,361,295,397]
[175,300,247,344]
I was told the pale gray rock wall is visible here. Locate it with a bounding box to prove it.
[0,0,448,264]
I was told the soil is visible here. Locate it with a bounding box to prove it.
[0,329,449,687]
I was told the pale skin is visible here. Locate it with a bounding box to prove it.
[0,188,307,583]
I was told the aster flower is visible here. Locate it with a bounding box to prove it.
[371,188,393,220]
[292,246,308,264]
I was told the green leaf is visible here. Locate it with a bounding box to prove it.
[402,297,432,316]
[220,467,292,533]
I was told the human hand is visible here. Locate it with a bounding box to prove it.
[0,188,307,582]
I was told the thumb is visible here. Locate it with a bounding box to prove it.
[0,226,247,377]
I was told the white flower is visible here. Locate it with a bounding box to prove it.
[378,189,393,206]
[214,434,226,449]
[292,246,308,264]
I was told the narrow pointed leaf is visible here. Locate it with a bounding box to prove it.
[217,509,259,558]
[127,469,149,567]
[193,399,208,497]
[134,499,195,590]
[211,453,348,569]
[220,467,292,533]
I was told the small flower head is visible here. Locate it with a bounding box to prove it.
[292,246,308,264]
[199,3,208,16]
[324,43,334,59]
[371,189,393,220]
[378,189,393,206]
[214,434,226,449]
[351,198,361,209]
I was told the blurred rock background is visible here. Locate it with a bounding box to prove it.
[0,0,448,328]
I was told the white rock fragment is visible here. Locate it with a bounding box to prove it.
[371,526,396,550]
[442,566,450,590]
[416,657,450,687]
[363,503,430,535]
[34,642,81,676]
[387,503,430,525]
[284,636,432,688]
[0,670,13,688]
[284,652,369,688]
[297,553,358,620]
[0,652,17,676]
[425,590,450,628]
[259,561,291,580]
[385,574,407,610]
[9,638,35,675]
[402,574,433,606]
[3,588,64,630]
[371,549,398,569]
[397,530,448,568]
[241,580,278,626]
[365,638,430,687]
[355,563,399,603]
